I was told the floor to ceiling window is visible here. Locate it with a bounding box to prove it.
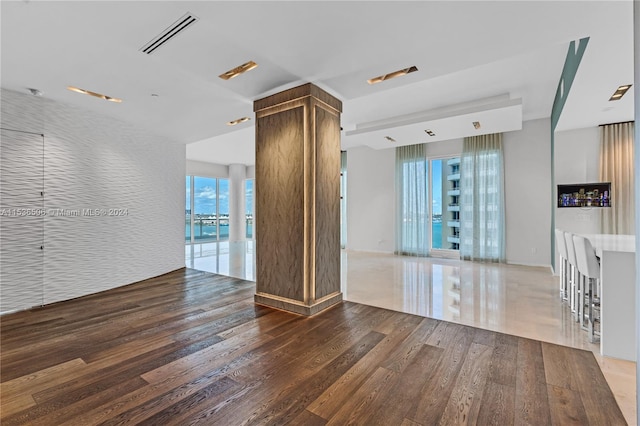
[246,179,254,239]
[430,157,461,254]
[431,159,443,249]
[185,176,230,243]
[396,146,461,257]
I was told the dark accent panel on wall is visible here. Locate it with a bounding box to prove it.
[255,107,305,301]
[314,106,341,299]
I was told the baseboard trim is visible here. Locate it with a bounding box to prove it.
[254,292,343,316]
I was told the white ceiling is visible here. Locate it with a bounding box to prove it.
[1,1,634,166]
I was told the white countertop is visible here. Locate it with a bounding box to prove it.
[581,234,635,255]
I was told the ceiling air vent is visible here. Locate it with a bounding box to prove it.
[140,12,199,55]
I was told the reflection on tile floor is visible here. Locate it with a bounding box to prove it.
[185,241,255,281]
[186,243,636,424]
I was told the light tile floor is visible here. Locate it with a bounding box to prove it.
[186,242,636,424]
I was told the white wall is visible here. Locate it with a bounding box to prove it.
[346,145,396,253]
[503,118,552,267]
[554,126,601,234]
[186,159,229,177]
[553,126,601,271]
[347,121,555,267]
[425,139,463,157]
[1,89,185,312]
[346,139,463,253]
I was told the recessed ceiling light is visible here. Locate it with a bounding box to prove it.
[609,84,632,101]
[219,61,258,80]
[472,121,481,129]
[384,136,396,142]
[424,129,436,137]
[367,66,418,85]
[67,86,122,103]
[227,116,250,126]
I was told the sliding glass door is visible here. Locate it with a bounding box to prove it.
[396,150,461,257]
[429,157,460,256]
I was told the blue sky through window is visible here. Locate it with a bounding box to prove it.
[194,177,217,215]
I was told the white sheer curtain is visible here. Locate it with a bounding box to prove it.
[599,122,635,234]
[395,144,429,256]
[459,133,505,262]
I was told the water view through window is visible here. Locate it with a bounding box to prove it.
[431,160,443,249]
[431,157,461,251]
[185,176,229,242]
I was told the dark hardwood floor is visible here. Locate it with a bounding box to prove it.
[1,268,626,425]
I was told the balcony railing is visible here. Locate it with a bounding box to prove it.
[186,214,254,241]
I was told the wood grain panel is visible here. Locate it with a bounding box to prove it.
[254,84,342,314]
[313,105,341,300]
[0,269,626,425]
[253,83,342,114]
[255,106,305,301]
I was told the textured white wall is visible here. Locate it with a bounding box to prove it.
[1,89,185,312]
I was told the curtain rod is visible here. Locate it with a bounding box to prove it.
[598,120,634,127]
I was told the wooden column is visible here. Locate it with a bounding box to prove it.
[254,83,342,316]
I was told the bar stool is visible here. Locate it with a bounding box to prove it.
[572,235,600,343]
[564,232,582,323]
[555,229,569,301]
